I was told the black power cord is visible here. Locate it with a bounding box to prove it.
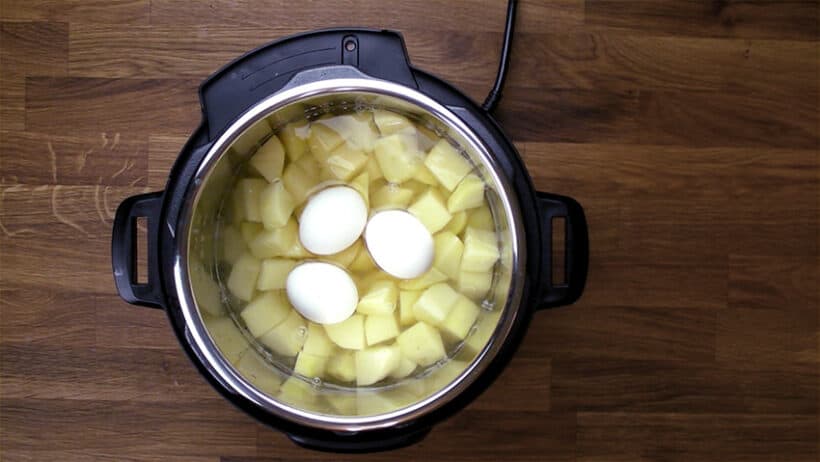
[482,0,518,113]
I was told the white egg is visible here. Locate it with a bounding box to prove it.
[286,262,358,324]
[299,185,367,255]
[364,210,434,279]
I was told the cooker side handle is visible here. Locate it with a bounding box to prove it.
[111,191,165,309]
[535,191,589,309]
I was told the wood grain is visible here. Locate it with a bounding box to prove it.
[1,0,818,461]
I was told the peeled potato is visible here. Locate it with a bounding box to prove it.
[396,321,446,367]
[373,109,413,135]
[308,122,345,162]
[407,188,452,233]
[444,211,468,235]
[326,144,369,181]
[412,282,460,326]
[389,355,418,379]
[258,309,306,357]
[227,253,261,301]
[256,258,297,291]
[364,313,400,346]
[236,178,267,223]
[374,133,422,183]
[327,350,356,382]
[424,139,472,191]
[398,290,421,326]
[279,122,308,162]
[294,352,328,378]
[259,181,295,229]
[357,280,398,315]
[433,231,464,280]
[240,290,291,337]
[204,317,248,365]
[440,295,480,341]
[398,267,448,290]
[249,134,285,182]
[461,227,500,272]
[324,314,366,350]
[302,322,336,357]
[456,269,493,301]
[355,344,401,386]
[248,218,298,259]
[447,174,484,213]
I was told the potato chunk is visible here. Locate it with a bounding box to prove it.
[258,309,306,357]
[249,134,285,182]
[365,313,400,346]
[398,267,448,290]
[227,253,261,301]
[373,109,413,135]
[424,139,472,191]
[355,344,401,386]
[371,182,414,209]
[456,269,493,301]
[240,290,291,337]
[259,181,295,229]
[308,122,345,162]
[294,352,328,378]
[408,188,451,233]
[325,144,369,181]
[447,174,484,213]
[398,290,421,326]
[248,218,298,259]
[412,282,460,327]
[461,227,500,272]
[374,133,422,183]
[282,161,319,206]
[205,317,247,364]
[327,350,356,383]
[236,178,267,223]
[302,322,336,357]
[440,295,480,341]
[279,122,308,162]
[397,322,446,367]
[433,231,464,280]
[356,280,398,315]
[256,258,297,291]
[324,313,366,350]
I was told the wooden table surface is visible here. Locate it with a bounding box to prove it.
[1,1,818,461]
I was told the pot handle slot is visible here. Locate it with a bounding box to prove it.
[111,191,165,309]
[286,426,431,453]
[199,28,418,140]
[535,191,588,309]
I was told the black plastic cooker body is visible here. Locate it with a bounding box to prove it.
[111,28,588,452]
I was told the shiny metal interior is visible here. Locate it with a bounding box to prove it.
[176,67,526,432]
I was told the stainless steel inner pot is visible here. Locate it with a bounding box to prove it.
[176,67,526,433]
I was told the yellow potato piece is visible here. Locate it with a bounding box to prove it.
[279,122,309,162]
[308,122,345,162]
[462,227,500,272]
[324,314,366,350]
[236,178,267,223]
[373,109,413,135]
[371,182,414,209]
[240,221,263,245]
[398,267,448,290]
[259,180,295,229]
[412,282,460,327]
[325,144,369,181]
[357,280,398,315]
[278,377,317,406]
[236,350,283,395]
[249,134,285,182]
[407,187,452,233]
[349,170,370,207]
[389,355,418,379]
[355,344,401,386]
[374,133,422,183]
[227,253,261,301]
[282,161,319,206]
[240,290,291,337]
[256,258,297,291]
[447,174,484,213]
[204,317,248,365]
[258,309,306,357]
[398,290,421,326]
[364,313,400,346]
[302,322,336,357]
[413,164,439,186]
[396,322,446,367]
[294,352,328,378]
[327,350,356,383]
[460,310,501,358]
[365,156,384,182]
[424,139,472,191]
[456,269,493,301]
[444,211,468,235]
[467,204,494,231]
[440,295,480,342]
[248,218,298,259]
[433,231,464,280]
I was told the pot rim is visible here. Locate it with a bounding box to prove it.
[173,66,527,432]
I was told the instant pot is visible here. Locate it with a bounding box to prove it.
[112,6,588,451]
